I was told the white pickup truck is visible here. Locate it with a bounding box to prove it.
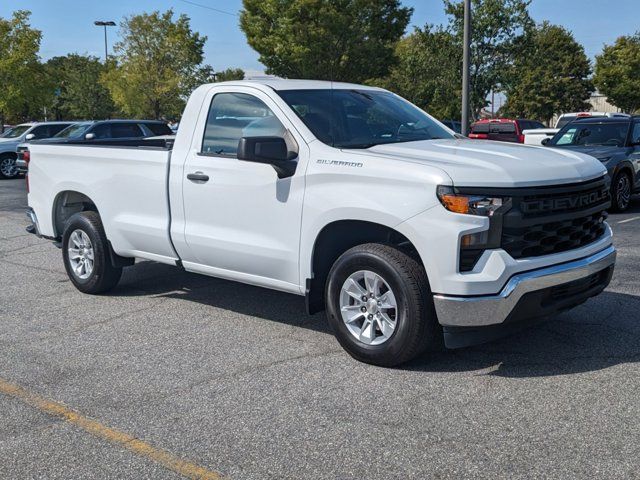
[24,79,616,366]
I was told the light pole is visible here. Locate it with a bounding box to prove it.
[461,0,471,136]
[94,21,116,63]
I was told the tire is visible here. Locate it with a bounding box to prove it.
[610,170,632,212]
[0,154,19,179]
[325,243,442,367]
[62,211,122,294]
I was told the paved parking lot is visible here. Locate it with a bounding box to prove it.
[1,177,639,479]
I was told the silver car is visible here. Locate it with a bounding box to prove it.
[0,122,74,179]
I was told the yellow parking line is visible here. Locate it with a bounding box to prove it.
[0,378,224,480]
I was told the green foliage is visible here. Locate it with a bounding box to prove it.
[240,0,412,83]
[0,10,50,123]
[445,0,533,118]
[502,23,593,123]
[594,33,640,114]
[372,26,461,120]
[101,10,211,119]
[45,54,116,120]
[215,68,245,82]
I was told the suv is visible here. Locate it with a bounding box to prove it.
[0,122,74,179]
[49,120,173,143]
[469,118,545,143]
[544,116,640,211]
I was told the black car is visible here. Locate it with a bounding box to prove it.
[16,120,173,173]
[50,119,173,143]
[544,116,640,212]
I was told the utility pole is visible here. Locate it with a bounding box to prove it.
[94,21,116,63]
[461,0,471,136]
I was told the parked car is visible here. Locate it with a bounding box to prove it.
[48,119,173,143]
[523,112,631,145]
[543,116,640,212]
[468,118,545,143]
[441,119,462,134]
[24,79,615,366]
[16,120,174,173]
[0,121,74,179]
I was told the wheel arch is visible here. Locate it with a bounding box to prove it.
[305,219,426,314]
[52,190,100,239]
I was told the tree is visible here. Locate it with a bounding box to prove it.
[502,23,593,124]
[594,33,640,114]
[102,10,211,119]
[373,26,461,119]
[215,68,245,82]
[45,54,116,120]
[240,0,412,83]
[0,10,50,126]
[445,0,534,118]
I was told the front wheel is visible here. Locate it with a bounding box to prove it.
[611,170,632,212]
[62,211,122,294]
[325,243,442,367]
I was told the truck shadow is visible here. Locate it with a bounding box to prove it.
[112,261,640,378]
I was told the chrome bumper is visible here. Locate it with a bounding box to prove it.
[433,245,616,327]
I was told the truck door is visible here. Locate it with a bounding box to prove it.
[175,86,307,293]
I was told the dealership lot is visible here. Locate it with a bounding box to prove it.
[1,178,639,479]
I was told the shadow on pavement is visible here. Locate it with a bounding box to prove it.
[113,260,640,377]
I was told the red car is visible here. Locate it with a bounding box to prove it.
[469,118,545,143]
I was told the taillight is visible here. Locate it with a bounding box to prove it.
[469,133,488,139]
[518,134,525,143]
[22,150,30,163]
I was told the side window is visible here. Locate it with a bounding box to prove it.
[201,92,285,156]
[29,125,51,139]
[91,124,111,139]
[48,124,69,137]
[632,122,640,144]
[111,123,144,138]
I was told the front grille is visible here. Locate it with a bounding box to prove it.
[500,177,610,260]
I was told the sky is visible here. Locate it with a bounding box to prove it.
[1,0,638,77]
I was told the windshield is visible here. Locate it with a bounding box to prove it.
[277,89,454,148]
[54,122,92,138]
[550,121,629,147]
[1,125,31,138]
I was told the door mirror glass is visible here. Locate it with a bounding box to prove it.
[541,137,551,146]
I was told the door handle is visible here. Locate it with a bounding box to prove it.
[187,172,210,182]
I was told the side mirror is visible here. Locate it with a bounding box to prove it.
[541,137,551,146]
[85,133,95,140]
[237,136,297,178]
[25,133,35,141]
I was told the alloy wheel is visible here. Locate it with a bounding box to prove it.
[339,270,398,345]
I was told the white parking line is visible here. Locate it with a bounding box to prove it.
[617,216,640,224]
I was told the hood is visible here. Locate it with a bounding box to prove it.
[550,144,627,162]
[362,139,606,188]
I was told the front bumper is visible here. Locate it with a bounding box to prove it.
[433,245,616,330]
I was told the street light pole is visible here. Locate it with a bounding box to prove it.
[461,0,471,136]
[94,21,116,63]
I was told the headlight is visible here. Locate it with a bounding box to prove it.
[436,185,508,217]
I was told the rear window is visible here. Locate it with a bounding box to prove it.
[470,123,489,134]
[145,123,173,136]
[490,123,516,134]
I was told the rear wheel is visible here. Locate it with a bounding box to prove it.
[62,211,122,294]
[611,170,632,212]
[325,243,442,367]
[0,154,18,179]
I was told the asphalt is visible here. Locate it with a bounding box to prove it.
[1,177,639,479]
